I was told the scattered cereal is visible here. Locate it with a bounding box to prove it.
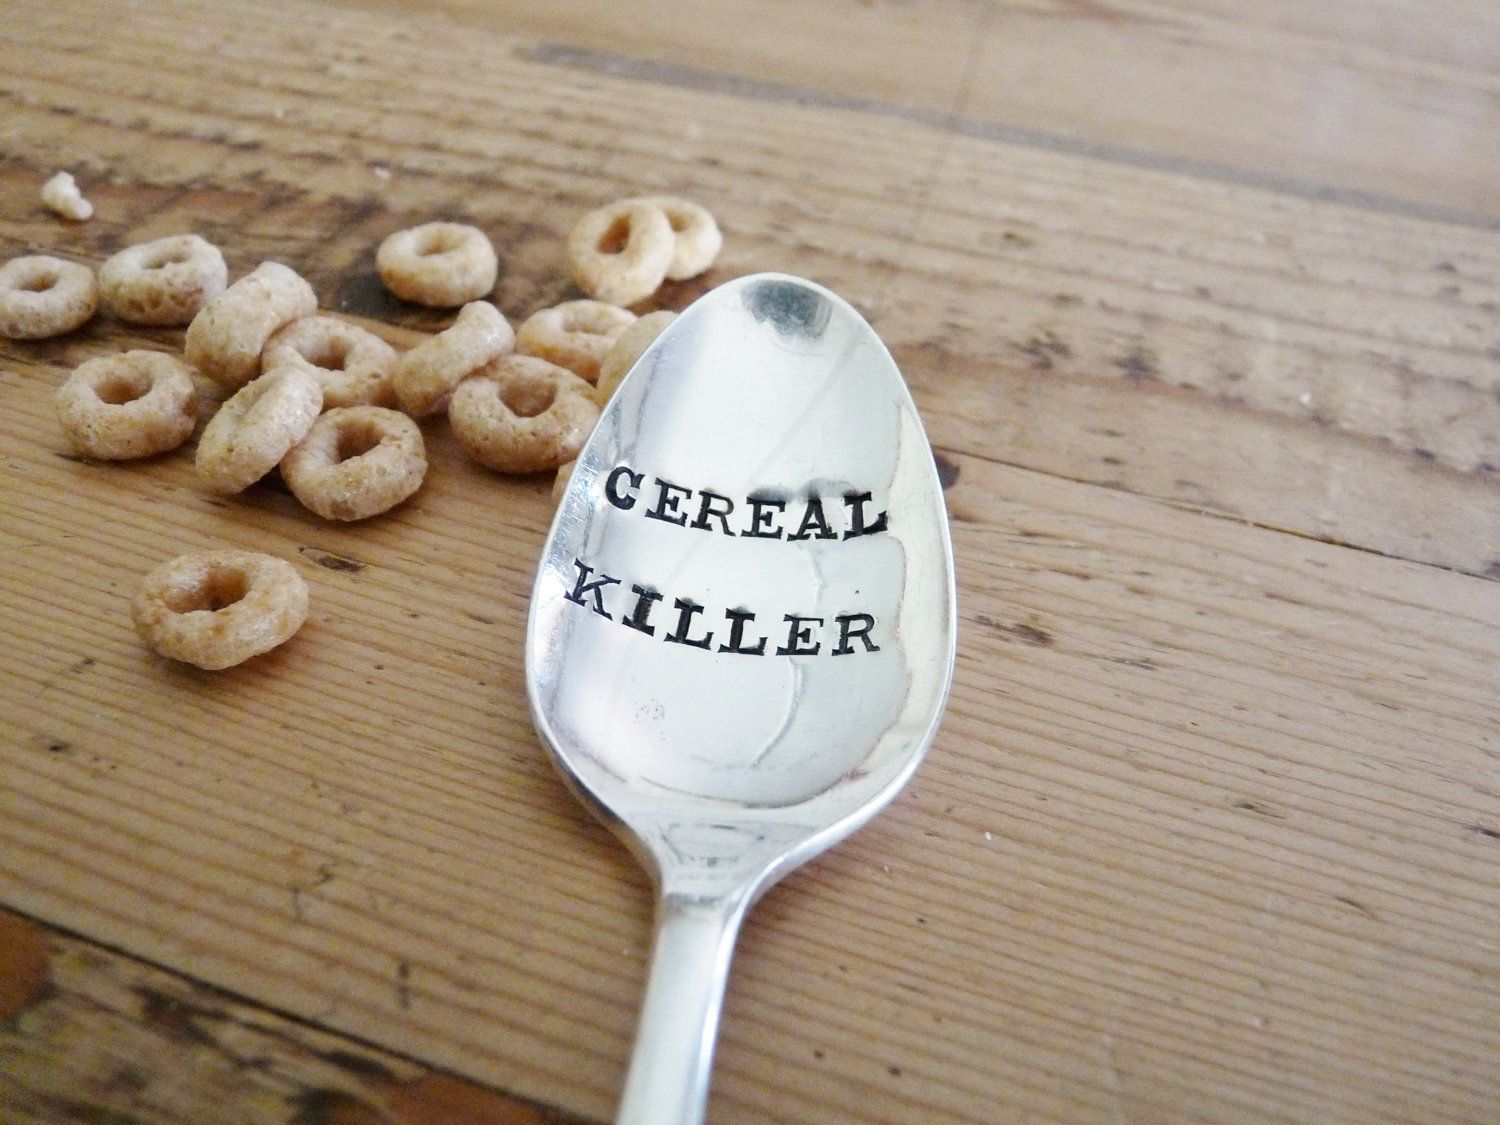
[195,367,323,493]
[376,222,497,307]
[99,234,228,327]
[131,550,308,670]
[185,261,317,391]
[55,351,199,460]
[449,355,599,474]
[263,315,398,409]
[41,171,93,222]
[594,310,676,406]
[565,200,673,306]
[630,196,720,280]
[0,255,98,340]
[393,300,513,418]
[515,299,634,385]
[281,406,427,521]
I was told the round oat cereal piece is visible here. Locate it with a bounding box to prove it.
[132,550,309,670]
[515,299,634,385]
[184,261,317,391]
[565,200,673,306]
[263,315,398,408]
[449,355,599,474]
[393,300,513,418]
[99,234,228,326]
[376,222,497,308]
[195,367,323,493]
[0,255,98,340]
[55,351,199,460]
[629,196,720,280]
[594,310,676,406]
[281,406,427,521]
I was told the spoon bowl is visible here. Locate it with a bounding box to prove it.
[526,274,956,1123]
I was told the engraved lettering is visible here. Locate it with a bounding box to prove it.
[833,612,879,655]
[604,465,642,510]
[645,478,692,526]
[787,496,837,541]
[563,558,620,618]
[664,598,714,648]
[842,491,889,538]
[742,496,786,539]
[718,608,768,655]
[622,585,664,636]
[776,614,823,656]
[691,489,736,535]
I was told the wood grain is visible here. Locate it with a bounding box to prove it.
[1,0,1498,1122]
[321,0,1500,222]
[0,908,578,1124]
[1,0,1494,575]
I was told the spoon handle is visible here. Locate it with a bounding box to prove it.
[616,888,752,1125]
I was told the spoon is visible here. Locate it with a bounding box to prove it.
[525,273,956,1124]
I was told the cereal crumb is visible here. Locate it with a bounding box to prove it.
[372,165,392,181]
[41,171,93,222]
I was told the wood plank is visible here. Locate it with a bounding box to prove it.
[0,908,581,1124]
[3,334,1497,1120]
[0,0,1495,575]
[0,0,1497,1121]
[319,0,1500,222]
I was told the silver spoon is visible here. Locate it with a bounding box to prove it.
[526,273,956,1124]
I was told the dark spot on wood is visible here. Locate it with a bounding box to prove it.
[298,546,365,573]
[1485,561,1500,580]
[1412,448,1436,461]
[1051,292,1082,306]
[45,738,71,754]
[396,959,412,1010]
[1222,369,1246,382]
[974,614,1054,646]
[55,451,88,463]
[0,909,53,1022]
[1012,330,1071,371]
[1001,229,1034,248]
[1232,799,1286,819]
[333,270,411,321]
[1468,824,1500,841]
[135,987,219,1046]
[887,1064,903,1077]
[933,449,960,490]
[1115,347,1158,382]
[465,611,498,625]
[289,1088,347,1125]
[309,1048,397,1084]
[1433,261,1459,273]
[71,656,96,671]
[1332,895,1376,918]
[1108,656,1157,670]
[1101,455,1122,465]
[813,1048,826,1060]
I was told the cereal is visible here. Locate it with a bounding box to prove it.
[185,261,317,391]
[195,367,323,493]
[565,200,673,306]
[263,315,399,409]
[280,406,427,521]
[99,234,228,326]
[55,351,199,460]
[515,299,634,385]
[393,300,513,418]
[0,255,98,339]
[449,355,599,474]
[41,171,92,221]
[594,310,676,406]
[631,196,720,280]
[131,550,308,670]
[376,222,497,307]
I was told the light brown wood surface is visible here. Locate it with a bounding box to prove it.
[1,1,1497,1122]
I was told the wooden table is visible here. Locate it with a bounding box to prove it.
[2,1,1497,1121]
